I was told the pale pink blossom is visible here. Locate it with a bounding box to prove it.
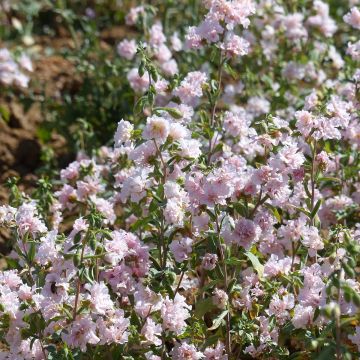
[292,304,314,329]
[161,293,190,334]
[117,39,137,60]
[141,318,162,346]
[62,316,100,352]
[344,7,360,29]
[169,237,193,262]
[143,115,170,144]
[171,342,204,360]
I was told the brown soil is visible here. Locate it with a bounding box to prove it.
[0,49,77,203]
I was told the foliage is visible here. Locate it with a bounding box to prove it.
[1,1,360,359]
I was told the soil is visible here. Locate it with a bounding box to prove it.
[0,50,77,202]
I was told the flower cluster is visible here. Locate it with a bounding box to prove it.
[0,48,32,88]
[0,0,360,359]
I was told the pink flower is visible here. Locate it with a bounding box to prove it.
[125,6,144,26]
[292,304,314,329]
[223,110,251,137]
[56,184,77,210]
[36,230,59,265]
[120,168,150,203]
[170,342,204,360]
[104,230,129,265]
[60,161,80,180]
[114,119,133,147]
[295,110,316,137]
[154,44,172,63]
[96,309,130,345]
[0,270,22,290]
[0,205,16,224]
[129,141,157,165]
[160,59,179,76]
[141,318,162,346]
[232,218,261,249]
[18,54,33,72]
[307,1,337,37]
[173,71,207,105]
[198,18,224,43]
[127,68,149,93]
[171,33,182,51]
[85,282,114,315]
[15,202,47,237]
[347,40,360,61]
[344,7,360,29]
[62,316,100,352]
[267,294,294,325]
[202,253,218,270]
[91,197,116,224]
[149,23,166,46]
[186,26,203,49]
[263,255,292,278]
[169,237,193,262]
[204,342,228,360]
[164,198,185,226]
[177,139,202,158]
[212,288,228,309]
[221,32,249,57]
[161,293,190,334]
[282,13,308,40]
[143,115,170,144]
[18,284,32,301]
[117,39,137,60]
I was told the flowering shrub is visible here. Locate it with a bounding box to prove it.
[1,0,360,359]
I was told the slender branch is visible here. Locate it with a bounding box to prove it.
[310,140,317,226]
[174,270,186,297]
[335,269,343,360]
[215,208,231,355]
[207,52,225,164]
[72,241,86,320]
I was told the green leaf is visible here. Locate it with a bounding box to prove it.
[225,257,246,266]
[195,297,216,318]
[295,206,311,218]
[223,62,238,79]
[315,345,336,360]
[27,242,36,263]
[0,105,10,122]
[273,207,282,223]
[245,252,264,278]
[154,107,183,119]
[318,177,341,183]
[208,310,228,331]
[310,199,322,219]
[130,217,151,231]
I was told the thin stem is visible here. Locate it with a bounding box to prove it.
[250,188,269,219]
[208,52,225,164]
[336,269,343,360]
[72,242,86,320]
[153,140,168,269]
[174,270,186,297]
[310,140,317,226]
[215,208,231,355]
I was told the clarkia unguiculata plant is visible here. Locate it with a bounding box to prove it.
[1,1,360,359]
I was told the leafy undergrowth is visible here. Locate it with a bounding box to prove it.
[0,1,360,359]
